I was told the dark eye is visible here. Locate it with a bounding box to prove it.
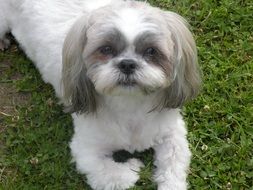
[99,46,115,56]
[144,47,158,57]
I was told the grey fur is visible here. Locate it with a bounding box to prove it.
[156,11,201,109]
[134,31,172,76]
[84,27,127,67]
[62,16,97,114]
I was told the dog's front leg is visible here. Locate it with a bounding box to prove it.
[153,126,191,190]
[71,144,143,190]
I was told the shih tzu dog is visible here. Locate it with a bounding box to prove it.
[0,0,201,189]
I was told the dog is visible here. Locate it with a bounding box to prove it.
[0,0,201,189]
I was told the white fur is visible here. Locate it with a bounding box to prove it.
[0,0,193,189]
[115,8,159,42]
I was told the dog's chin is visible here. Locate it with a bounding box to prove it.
[112,81,143,96]
[108,84,161,99]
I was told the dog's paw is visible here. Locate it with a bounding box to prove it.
[87,170,139,190]
[87,161,141,190]
[0,38,10,51]
[157,181,187,190]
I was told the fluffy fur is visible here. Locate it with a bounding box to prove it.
[0,0,201,189]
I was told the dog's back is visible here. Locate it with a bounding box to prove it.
[0,0,117,97]
[0,0,78,96]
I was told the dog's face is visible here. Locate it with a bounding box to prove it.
[62,1,201,113]
[83,5,174,96]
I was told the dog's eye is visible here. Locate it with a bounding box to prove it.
[143,47,157,57]
[99,46,115,56]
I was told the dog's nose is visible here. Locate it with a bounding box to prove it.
[118,59,137,75]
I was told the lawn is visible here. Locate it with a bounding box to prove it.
[0,0,252,189]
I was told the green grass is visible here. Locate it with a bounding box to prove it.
[0,0,253,189]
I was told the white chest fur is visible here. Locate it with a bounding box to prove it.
[71,95,183,153]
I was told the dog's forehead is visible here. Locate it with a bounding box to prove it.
[114,8,160,43]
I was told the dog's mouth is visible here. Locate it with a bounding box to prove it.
[118,78,137,87]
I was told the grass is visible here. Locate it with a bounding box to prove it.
[0,0,252,189]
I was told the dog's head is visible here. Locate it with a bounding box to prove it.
[62,1,201,114]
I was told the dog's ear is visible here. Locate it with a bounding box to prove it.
[157,11,201,109]
[62,16,97,114]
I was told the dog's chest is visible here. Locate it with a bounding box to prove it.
[99,97,167,152]
[112,114,159,152]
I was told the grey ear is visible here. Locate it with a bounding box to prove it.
[62,16,97,114]
[158,11,201,109]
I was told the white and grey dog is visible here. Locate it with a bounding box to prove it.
[0,0,201,189]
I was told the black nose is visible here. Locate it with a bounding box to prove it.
[118,59,137,75]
